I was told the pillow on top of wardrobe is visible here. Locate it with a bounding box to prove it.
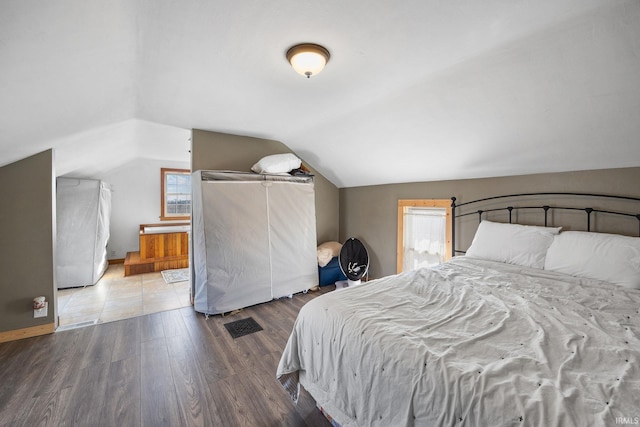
[251,153,302,174]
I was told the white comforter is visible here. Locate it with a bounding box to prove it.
[277,257,640,426]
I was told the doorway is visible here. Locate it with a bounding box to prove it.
[55,162,192,330]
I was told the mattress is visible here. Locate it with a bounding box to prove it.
[277,257,640,426]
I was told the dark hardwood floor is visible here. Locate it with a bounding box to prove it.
[0,287,334,427]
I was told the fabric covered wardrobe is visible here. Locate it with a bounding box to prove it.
[56,177,112,289]
[192,171,318,315]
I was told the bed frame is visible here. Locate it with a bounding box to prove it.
[450,192,640,258]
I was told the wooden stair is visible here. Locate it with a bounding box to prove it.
[124,222,190,276]
[124,251,189,276]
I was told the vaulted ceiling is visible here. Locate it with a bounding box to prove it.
[1,0,639,187]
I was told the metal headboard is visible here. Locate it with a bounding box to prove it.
[451,192,640,258]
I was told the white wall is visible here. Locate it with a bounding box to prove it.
[97,157,190,259]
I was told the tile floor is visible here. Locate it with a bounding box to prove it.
[57,264,191,327]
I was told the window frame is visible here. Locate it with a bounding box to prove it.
[160,168,191,221]
[397,199,452,274]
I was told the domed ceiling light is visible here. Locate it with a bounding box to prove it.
[286,43,330,78]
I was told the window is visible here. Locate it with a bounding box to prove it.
[161,168,191,220]
[397,199,452,273]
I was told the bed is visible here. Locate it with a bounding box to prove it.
[277,193,640,426]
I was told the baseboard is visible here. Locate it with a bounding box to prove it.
[109,258,125,265]
[0,323,55,343]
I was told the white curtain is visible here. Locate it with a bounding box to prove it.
[403,207,446,272]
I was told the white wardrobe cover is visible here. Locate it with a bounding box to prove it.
[192,171,318,315]
[56,177,112,289]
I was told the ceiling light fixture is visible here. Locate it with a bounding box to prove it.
[286,43,330,78]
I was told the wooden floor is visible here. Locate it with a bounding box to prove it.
[0,287,334,427]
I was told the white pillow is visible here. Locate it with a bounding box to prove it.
[317,241,342,267]
[251,153,301,174]
[544,231,640,289]
[465,220,561,269]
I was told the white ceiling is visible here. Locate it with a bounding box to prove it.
[1,0,639,187]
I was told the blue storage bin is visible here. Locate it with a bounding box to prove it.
[319,257,347,286]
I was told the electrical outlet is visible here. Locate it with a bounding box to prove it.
[34,302,48,318]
